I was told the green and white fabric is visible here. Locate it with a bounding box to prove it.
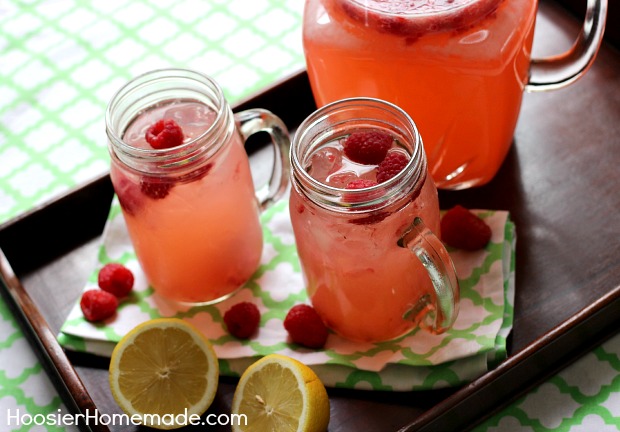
[478,336,620,431]
[59,200,516,391]
[0,0,304,224]
[0,299,77,432]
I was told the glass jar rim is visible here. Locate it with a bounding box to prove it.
[290,97,426,213]
[105,68,232,171]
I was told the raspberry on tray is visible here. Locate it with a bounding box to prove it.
[80,289,119,322]
[284,304,329,349]
[98,263,134,298]
[224,302,261,339]
[441,205,492,250]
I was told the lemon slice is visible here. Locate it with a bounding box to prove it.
[231,354,330,432]
[109,318,219,430]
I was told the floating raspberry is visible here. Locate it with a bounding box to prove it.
[113,173,142,216]
[346,179,378,189]
[284,304,328,349]
[376,152,409,183]
[140,177,172,199]
[145,119,185,150]
[178,163,213,183]
[193,162,213,181]
[98,263,134,298]
[441,205,492,250]
[80,289,118,322]
[344,178,381,205]
[224,302,261,339]
[343,131,393,165]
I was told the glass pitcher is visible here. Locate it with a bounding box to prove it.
[303,0,607,189]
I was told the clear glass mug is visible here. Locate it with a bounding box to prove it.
[106,68,290,305]
[303,0,607,189]
[289,97,459,342]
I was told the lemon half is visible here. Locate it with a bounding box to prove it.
[109,318,219,430]
[231,354,330,432]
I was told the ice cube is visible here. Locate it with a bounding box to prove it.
[307,146,343,182]
[326,171,358,188]
[164,103,216,139]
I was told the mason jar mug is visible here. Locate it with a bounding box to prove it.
[289,97,460,342]
[106,68,290,305]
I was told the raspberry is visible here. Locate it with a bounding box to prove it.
[113,172,142,216]
[343,131,393,165]
[284,304,328,349]
[441,205,492,250]
[145,119,185,150]
[346,179,377,189]
[140,177,172,199]
[376,152,409,183]
[80,289,118,322]
[223,302,261,339]
[193,162,213,181]
[178,163,213,183]
[98,263,134,297]
[344,178,380,205]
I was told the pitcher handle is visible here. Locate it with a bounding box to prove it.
[398,217,460,334]
[526,0,607,91]
[235,109,291,210]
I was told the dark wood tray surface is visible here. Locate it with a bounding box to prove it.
[1,1,619,431]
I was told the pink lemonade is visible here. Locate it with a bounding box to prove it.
[289,130,443,342]
[303,0,537,189]
[109,100,263,304]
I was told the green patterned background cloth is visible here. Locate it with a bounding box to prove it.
[59,201,515,391]
[0,0,304,223]
[1,0,619,431]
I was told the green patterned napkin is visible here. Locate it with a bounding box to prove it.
[59,198,515,391]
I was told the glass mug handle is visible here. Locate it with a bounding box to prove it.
[527,0,607,91]
[398,217,460,334]
[235,109,291,210]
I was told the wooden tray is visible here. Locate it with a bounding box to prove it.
[1,2,619,431]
